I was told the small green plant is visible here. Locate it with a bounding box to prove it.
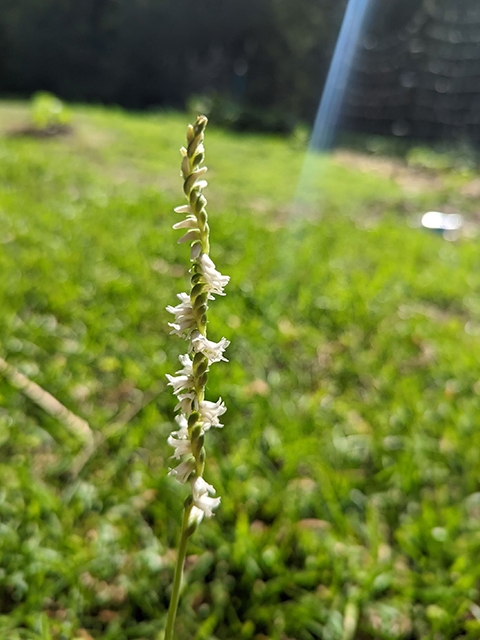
[30,91,71,131]
[165,115,230,639]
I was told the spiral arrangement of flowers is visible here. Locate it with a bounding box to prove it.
[165,116,230,639]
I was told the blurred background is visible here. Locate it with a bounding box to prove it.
[2,1,480,639]
[3,0,480,140]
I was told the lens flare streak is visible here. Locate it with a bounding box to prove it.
[296,0,373,203]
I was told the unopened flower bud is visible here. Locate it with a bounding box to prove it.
[187,133,203,158]
[191,242,202,260]
[185,518,199,537]
[194,116,208,135]
[191,272,204,286]
[194,195,207,214]
[191,282,207,299]
[197,210,207,226]
[188,412,200,428]
[181,155,190,178]
[183,168,208,195]
[197,372,208,389]
[193,153,204,167]
[193,293,209,309]
[195,304,208,322]
[193,351,205,366]
[194,358,208,377]
[178,229,201,244]
[192,432,204,458]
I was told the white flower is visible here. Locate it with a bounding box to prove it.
[167,415,192,459]
[198,254,230,296]
[193,179,208,191]
[192,476,215,496]
[199,398,227,430]
[166,374,192,396]
[173,413,189,432]
[166,354,195,396]
[192,476,221,517]
[174,204,192,214]
[172,217,199,231]
[192,334,230,363]
[166,292,196,338]
[176,353,194,376]
[167,434,192,459]
[191,242,202,260]
[188,505,205,527]
[170,414,189,440]
[168,458,195,484]
[178,229,201,245]
[174,392,195,414]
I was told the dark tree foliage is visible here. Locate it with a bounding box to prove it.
[345,0,480,140]
[0,0,345,125]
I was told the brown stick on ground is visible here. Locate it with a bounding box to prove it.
[0,356,93,445]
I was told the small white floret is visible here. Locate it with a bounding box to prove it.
[175,413,189,429]
[192,476,221,518]
[166,292,196,338]
[166,374,192,396]
[173,218,199,230]
[198,254,230,296]
[167,434,192,460]
[174,392,196,414]
[166,354,195,398]
[175,353,193,376]
[199,398,227,430]
[188,505,205,527]
[174,204,192,214]
[192,334,230,363]
[168,458,195,484]
[191,242,202,260]
[178,230,201,244]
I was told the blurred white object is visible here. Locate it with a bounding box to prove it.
[421,211,463,231]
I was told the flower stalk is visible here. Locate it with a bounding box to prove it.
[165,116,229,640]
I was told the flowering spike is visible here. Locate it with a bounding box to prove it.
[165,117,231,639]
[166,115,230,513]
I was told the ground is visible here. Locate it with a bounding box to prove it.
[0,101,480,639]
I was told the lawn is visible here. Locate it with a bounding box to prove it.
[0,100,480,640]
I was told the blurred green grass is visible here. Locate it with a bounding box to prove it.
[1,102,480,639]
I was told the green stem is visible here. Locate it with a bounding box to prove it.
[165,508,191,640]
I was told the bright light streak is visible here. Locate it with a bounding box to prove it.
[295,0,373,204]
[309,0,372,152]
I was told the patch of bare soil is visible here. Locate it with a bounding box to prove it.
[459,178,480,198]
[7,124,73,138]
[333,149,446,193]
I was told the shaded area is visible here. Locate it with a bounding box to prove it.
[0,0,343,130]
[345,0,480,140]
